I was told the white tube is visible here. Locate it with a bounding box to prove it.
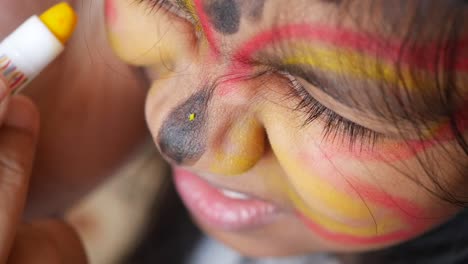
[0,16,64,94]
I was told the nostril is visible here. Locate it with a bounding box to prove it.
[157,89,212,164]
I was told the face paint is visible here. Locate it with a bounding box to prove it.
[182,0,203,33]
[194,0,220,53]
[157,89,212,164]
[318,106,468,162]
[105,0,118,26]
[282,44,425,90]
[193,0,268,54]
[233,24,468,72]
[189,113,197,121]
[210,117,265,175]
[203,0,241,35]
[272,146,433,245]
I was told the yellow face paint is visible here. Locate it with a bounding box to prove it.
[181,0,203,32]
[282,156,404,235]
[287,189,404,236]
[106,0,183,68]
[283,43,429,90]
[210,118,264,175]
[271,145,416,242]
[189,113,196,121]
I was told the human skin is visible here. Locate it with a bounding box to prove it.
[0,0,150,219]
[107,0,468,257]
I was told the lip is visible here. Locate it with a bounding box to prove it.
[173,168,280,231]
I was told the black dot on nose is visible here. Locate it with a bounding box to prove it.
[157,90,211,164]
[204,0,241,34]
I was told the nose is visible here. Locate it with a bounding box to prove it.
[150,67,268,175]
[157,89,213,165]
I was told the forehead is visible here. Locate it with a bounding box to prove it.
[191,0,462,45]
[192,2,467,81]
[195,0,340,49]
[189,0,468,70]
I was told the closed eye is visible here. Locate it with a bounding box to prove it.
[135,0,194,21]
[280,71,383,150]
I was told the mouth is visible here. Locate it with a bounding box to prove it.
[172,167,280,231]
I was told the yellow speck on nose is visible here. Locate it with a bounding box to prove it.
[189,113,196,121]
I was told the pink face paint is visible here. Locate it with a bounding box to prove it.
[294,149,436,245]
[216,63,258,96]
[193,0,220,55]
[296,213,426,245]
[105,0,118,26]
[232,24,468,72]
[222,23,467,97]
[319,106,468,162]
[341,178,428,223]
[318,137,437,162]
[303,148,430,220]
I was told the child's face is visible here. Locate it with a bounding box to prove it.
[106,0,467,256]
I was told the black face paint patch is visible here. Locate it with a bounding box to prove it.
[204,0,241,34]
[157,90,212,164]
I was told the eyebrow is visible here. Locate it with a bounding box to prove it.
[229,23,467,125]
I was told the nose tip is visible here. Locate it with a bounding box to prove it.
[157,90,212,164]
[210,117,267,175]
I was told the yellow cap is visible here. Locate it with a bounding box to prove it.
[40,2,78,44]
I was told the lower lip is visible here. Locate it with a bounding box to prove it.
[173,168,279,231]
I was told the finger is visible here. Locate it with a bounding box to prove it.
[0,96,39,262]
[0,77,11,125]
[8,220,88,264]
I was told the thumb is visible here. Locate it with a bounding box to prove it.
[0,96,39,263]
[8,220,88,264]
[0,96,87,263]
[0,95,39,262]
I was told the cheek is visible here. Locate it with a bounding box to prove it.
[279,146,446,246]
[104,0,193,67]
[262,110,457,246]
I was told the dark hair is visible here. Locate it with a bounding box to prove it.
[325,0,468,207]
[335,1,468,263]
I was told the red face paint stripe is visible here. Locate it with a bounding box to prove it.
[292,161,432,245]
[297,212,424,245]
[233,24,468,72]
[104,0,117,25]
[193,0,220,54]
[305,148,430,221]
[319,105,468,162]
[343,179,428,224]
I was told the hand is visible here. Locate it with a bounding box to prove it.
[0,80,87,263]
[0,0,149,218]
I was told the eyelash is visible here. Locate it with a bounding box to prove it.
[282,73,383,149]
[137,0,382,149]
[137,0,194,21]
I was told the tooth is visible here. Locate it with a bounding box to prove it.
[220,189,250,200]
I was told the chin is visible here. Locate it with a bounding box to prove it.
[195,215,328,258]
